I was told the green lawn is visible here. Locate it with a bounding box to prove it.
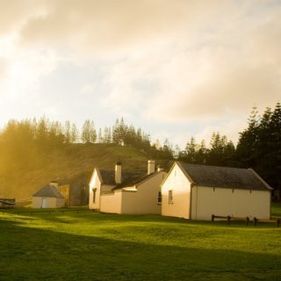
[1,204,281,281]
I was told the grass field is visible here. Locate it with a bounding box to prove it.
[1,204,281,281]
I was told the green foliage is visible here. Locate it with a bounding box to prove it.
[1,206,281,281]
[237,103,281,191]
[180,102,281,192]
[81,120,97,143]
[111,118,173,159]
[179,133,235,166]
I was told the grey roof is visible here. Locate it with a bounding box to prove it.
[113,171,164,190]
[33,185,65,199]
[99,170,116,185]
[178,162,272,191]
[99,169,148,188]
[96,160,171,189]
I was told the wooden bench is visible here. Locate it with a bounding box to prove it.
[211,215,250,225]
[253,217,280,227]
[211,215,281,227]
[0,199,16,209]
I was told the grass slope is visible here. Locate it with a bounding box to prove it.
[0,144,150,201]
[1,204,281,281]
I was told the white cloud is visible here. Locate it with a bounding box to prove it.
[0,0,280,146]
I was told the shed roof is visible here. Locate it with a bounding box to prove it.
[177,162,272,191]
[32,185,65,199]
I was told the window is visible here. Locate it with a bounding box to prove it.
[92,188,97,203]
[157,192,162,204]
[168,190,173,204]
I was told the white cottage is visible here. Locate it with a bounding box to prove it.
[89,160,166,214]
[161,161,272,220]
[32,184,65,208]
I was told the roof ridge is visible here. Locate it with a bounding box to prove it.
[178,161,249,171]
[177,161,271,191]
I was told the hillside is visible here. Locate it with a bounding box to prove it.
[0,143,166,201]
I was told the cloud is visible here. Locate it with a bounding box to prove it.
[18,0,235,55]
[0,58,7,78]
[0,0,46,35]
[0,0,280,146]
[94,3,281,122]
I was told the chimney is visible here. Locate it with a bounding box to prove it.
[147,160,156,175]
[49,181,59,189]
[115,162,122,184]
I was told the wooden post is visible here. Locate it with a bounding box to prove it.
[246,217,249,226]
[227,216,231,224]
[254,217,257,226]
[211,214,215,222]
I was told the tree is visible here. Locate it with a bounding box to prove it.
[236,107,260,167]
[81,120,96,143]
[185,137,198,163]
[98,128,103,143]
[70,123,78,143]
[236,103,281,194]
[64,121,71,143]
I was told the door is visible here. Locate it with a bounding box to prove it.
[42,198,48,208]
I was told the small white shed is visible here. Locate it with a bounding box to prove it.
[32,185,65,208]
[161,161,272,220]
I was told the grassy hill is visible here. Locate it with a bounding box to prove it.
[0,204,281,281]
[0,143,165,201]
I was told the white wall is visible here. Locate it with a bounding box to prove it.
[191,186,271,220]
[89,169,102,210]
[161,164,192,219]
[32,197,63,208]
[121,172,166,214]
[100,190,122,214]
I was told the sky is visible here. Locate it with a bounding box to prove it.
[0,0,280,148]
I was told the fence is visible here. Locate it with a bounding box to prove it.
[211,214,280,227]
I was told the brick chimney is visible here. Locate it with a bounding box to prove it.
[147,160,156,175]
[115,162,122,184]
[49,181,59,189]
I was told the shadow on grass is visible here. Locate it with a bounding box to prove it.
[2,208,190,225]
[0,216,281,281]
[3,209,279,230]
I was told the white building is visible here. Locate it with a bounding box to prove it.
[32,184,65,208]
[89,160,166,215]
[161,161,272,220]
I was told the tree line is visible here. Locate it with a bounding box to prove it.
[0,102,280,193]
[0,117,173,173]
[178,102,281,194]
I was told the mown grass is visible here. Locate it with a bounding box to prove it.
[1,204,281,281]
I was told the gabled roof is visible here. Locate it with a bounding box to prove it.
[99,170,115,185]
[177,162,272,191]
[33,185,65,199]
[99,168,147,188]
[113,170,165,190]
[95,167,166,190]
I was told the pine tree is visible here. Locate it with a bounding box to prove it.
[70,123,78,143]
[64,121,71,143]
[81,120,91,143]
